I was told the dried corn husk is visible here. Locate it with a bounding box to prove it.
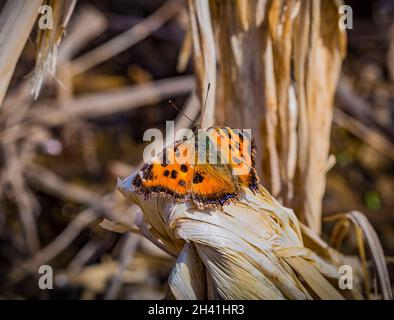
[110,173,366,300]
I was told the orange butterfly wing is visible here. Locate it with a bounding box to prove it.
[132,141,194,199]
[207,127,259,191]
[190,163,239,208]
[132,139,240,207]
[132,126,259,208]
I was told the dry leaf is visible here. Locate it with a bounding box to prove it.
[116,172,364,299]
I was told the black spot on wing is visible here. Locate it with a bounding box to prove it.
[170,170,178,179]
[192,172,204,184]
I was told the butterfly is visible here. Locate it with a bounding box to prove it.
[132,86,259,209]
[132,124,259,209]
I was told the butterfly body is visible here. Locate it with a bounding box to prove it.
[132,126,259,209]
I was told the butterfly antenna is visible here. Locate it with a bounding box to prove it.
[198,82,211,127]
[168,100,195,124]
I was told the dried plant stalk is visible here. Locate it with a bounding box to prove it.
[187,0,216,128]
[204,0,346,234]
[325,211,393,300]
[0,0,43,107]
[31,0,77,99]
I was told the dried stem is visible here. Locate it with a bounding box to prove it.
[0,0,43,107]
